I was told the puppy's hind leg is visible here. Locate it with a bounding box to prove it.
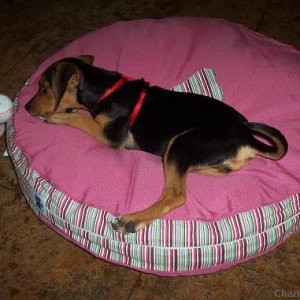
[112,130,205,234]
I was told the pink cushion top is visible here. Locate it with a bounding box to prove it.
[14,17,300,222]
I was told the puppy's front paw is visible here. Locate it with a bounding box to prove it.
[111,216,148,234]
[45,112,77,125]
[45,112,64,124]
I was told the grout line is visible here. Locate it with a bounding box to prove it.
[127,273,142,300]
[238,263,300,285]
[0,24,64,87]
[0,183,16,192]
[255,0,271,32]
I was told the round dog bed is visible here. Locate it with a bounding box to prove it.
[7,17,300,276]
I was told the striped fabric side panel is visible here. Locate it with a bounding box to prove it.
[171,69,223,100]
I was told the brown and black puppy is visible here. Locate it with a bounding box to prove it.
[25,56,288,234]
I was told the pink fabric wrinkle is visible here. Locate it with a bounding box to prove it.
[112,44,124,72]
[183,179,229,221]
[259,184,279,203]
[123,152,140,213]
[176,41,201,82]
[251,165,283,180]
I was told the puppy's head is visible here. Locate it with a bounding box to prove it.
[25,55,94,118]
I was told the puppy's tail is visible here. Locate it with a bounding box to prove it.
[245,122,288,160]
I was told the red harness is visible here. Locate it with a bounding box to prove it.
[94,76,149,127]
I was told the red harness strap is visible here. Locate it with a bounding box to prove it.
[94,76,149,127]
[128,88,148,127]
[95,76,129,105]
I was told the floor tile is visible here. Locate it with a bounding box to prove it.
[257,0,300,49]
[131,263,300,300]
[240,234,300,284]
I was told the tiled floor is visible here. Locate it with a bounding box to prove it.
[1,0,299,299]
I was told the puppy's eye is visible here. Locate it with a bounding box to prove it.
[40,84,47,94]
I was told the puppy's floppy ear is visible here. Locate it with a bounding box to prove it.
[77,55,94,65]
[51,62,81,111]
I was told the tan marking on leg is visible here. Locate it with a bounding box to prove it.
[191,166,229,176]
[94,114,111,128]
[191,146,257,176]
[94,115,137,150]
[123,131,138,150]
[46,112,111,146]
[223,145,256,171]
[119,162,187,231]
[114,134,189,233]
